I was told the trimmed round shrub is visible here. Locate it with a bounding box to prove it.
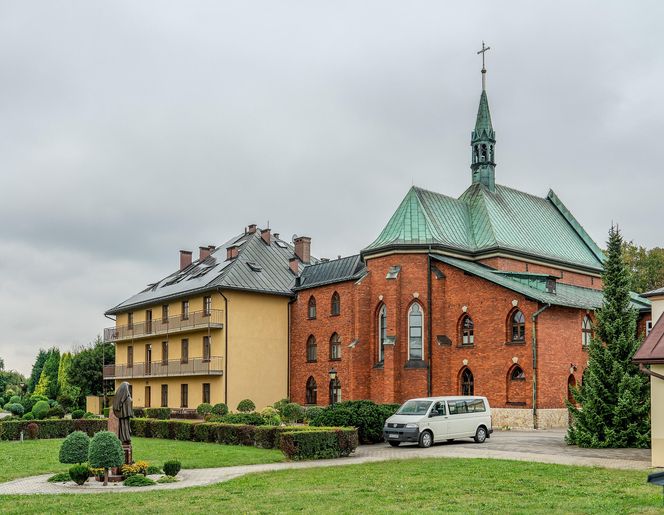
[211,403,228,416]
[22,412,35,421]
[163,460,181,477]
[146,465,162,475]
[48,405,65,419]
[9,395,21,404]
[196,403,213,416]
[260,407,281,426]
[32,400,50,420]
[26,422,39,439]
[8,403,24,416]
[236,399,255,413]
[71,409,85,420]
[282,402,305,423]
[88,431,124,471]
[59,431,90,464]
[68,464,90,485]
[272,398,290,416]
[123,475,155,487]
[304,406,324,422]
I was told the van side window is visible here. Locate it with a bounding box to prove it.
[467,399,486,413]
[433,401,446,416]
[448,400,469,415]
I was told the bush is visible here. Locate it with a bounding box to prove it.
[146,465,162,475]
[304,406,324,422]
[102,407,110,417]
[32,400,50,420]
[211,403,228,416]
[163,460,182,477]
[260,407,281,426]
[123,475,155,487]
[309,400,398,444]
[282,403,305,423]
[236,399,256,413]
[216,412,265,426]
[196,403,213,416]
[121,460,149,477]
[156,475,178,483]
[88,431,124,471]
[47,405,65,419]
[26,422,39,439]
[279,428,358,460]
[48,472,71,483]
[71,409,85,420]
[83,412,95,419]
[8,403,24,417]
[68,464,90,485]
[22,413,34,421]
[272,398,290,416]
[59,431,90,464]
[9,395,21,404]
[145,407,171,420]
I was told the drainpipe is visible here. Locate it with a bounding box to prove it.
[427,252,433,397]
[217,289,229,404]
[531,303,550,429]
[639,363,664,381]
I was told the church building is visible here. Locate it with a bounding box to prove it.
[288,61,651,429]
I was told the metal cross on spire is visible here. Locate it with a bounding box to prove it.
[477,41,491,90]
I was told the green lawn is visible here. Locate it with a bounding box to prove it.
[0,437,284,483]
[0,458,661,514]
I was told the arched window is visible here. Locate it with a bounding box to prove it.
[306,335,317,362]
[331,292,340,316]
[306,376,317,405]
[408,303,423,360]
[308,296,317,319]
[460,315,474,346]
[330,333,341,360]
[582,316,593,347]
[510,310,526,342]
[378,305,387,363]
[481,144,487,161]
[460,368,474,396]
[329,377,341,404]
[510,365,525,381]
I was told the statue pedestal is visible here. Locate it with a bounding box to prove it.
[122,443,133,465]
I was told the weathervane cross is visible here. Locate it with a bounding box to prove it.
[477,41,491,71]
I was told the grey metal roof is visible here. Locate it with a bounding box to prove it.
[106,230,312,315]
[642,286,664,298]
[295,255,366,290]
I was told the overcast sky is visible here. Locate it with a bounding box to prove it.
[1,1,662,375]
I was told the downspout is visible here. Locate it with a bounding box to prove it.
[531,303,550,429]
[639,363,664,381]
[427,252,433,397]
[217,289,229,404]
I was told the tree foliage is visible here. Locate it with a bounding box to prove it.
[68,336,115,404]
[567,226,650,448]
[35,348,60,400]
[27,349,48,394]
[622,242,664,293]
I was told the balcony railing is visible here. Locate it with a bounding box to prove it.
[103,356,223,379]
[104,309,223,342]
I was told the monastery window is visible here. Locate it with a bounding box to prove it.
[408,303,424,361]
[306,376,317,405]
[329,377,342,404]
[510,310,526,342]
[460,315,474,346]
[161,384,168,407]
[331,292,340,316]
[306,335,317,362]
[203,336,211,362]
[181,300,189,320]
[460,368,474,396]
[145,309,153,334]
[378,305,387,363]
[330,333,341,361]
[510,365,525,381]
[162,304,169,323]
[145,386,151,408]
[127,312,134,330]
[181,339,189,364]
[127,345,134,369]
[161,341,168,365]
[582,316,593,348]
[180,384,188,408]
[202,383,211,404]
[308,296,317,319]
[203,296,212,317]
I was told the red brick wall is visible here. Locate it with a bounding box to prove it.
[479,256,602,289]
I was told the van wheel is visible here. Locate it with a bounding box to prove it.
[388,441,400,447]
[474,426,487,443]
[418,431,433,448]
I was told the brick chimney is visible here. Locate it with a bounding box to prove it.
[289,256,299,275]
[261,228,271,245]
[199,246,211,261]
[247,224,257,234]
[226,245,239,261]
[294,236,311,264]
[179,250,193,270]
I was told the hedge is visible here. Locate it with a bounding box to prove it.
[0,419,107,440]
[145,407,171,420]
[309,400,400,444]
[279,428,358,460]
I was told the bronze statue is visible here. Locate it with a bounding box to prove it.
[112,382,133,444]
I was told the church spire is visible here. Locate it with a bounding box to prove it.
[471,41,496,192]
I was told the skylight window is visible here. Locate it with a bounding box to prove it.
[386,266,401,280]
[275,241,288,249]
[247,262,262,272]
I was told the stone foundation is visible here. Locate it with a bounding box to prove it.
[492,408,569,430]
[536,409,569,429]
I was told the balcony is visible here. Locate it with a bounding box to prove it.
[103,356,223,379]
[104,309,223,343]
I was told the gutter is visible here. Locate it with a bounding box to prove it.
[217,289,229,404]
[531,303,551,429]
[638,363,664,381]
[427,251,433,396]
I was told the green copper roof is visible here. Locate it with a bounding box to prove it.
[364,183,605,272]
[473,90,494,138]
[433,255,651,312]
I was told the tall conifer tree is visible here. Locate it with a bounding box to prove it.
[567,226,650,448]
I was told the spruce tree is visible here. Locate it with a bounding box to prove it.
[567,226,650,448]
[27,349,48,393]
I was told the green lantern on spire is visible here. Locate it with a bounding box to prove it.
[471,41,496,192]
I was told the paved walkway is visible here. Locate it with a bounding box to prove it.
[0,430,652,495]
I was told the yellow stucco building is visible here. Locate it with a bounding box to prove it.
[102,225,311,412]
[633,287,664,467]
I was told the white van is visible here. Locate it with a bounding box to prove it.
[383,396,492,448]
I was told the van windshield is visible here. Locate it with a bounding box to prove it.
[396,400,432,415]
